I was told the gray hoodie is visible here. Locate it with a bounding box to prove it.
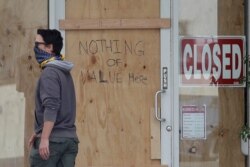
[34,60,77,138]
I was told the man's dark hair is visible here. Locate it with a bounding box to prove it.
[37,29,63,55]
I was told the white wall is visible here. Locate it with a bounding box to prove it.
[0,84,25,158]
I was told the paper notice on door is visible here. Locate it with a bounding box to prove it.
[181,105,206,140]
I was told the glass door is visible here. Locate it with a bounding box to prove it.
[178,0,245,167]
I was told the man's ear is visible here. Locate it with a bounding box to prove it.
[46,44,53,54]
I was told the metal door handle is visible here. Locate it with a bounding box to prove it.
[155,90,166,122]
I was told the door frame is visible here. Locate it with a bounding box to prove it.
[49,0,65,54]
[171,0,179,166]
[50,0,180,166]
[160,0,179,166]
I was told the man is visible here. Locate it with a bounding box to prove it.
[28,29,78,167]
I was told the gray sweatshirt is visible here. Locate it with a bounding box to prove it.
[34,60,77,138]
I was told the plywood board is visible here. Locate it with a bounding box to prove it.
[2,0,48,167]
[151,108,161,159]
[0,0,48,166]
[218,0,245,166]
[66,0,162,166]
[0,1,20,86]
[218,89,244,167]
[67,29,161,167]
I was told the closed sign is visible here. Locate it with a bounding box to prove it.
[180,36,245,86]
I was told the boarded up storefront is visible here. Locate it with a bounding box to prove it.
[63,1,163,166]
[0,0,247,167]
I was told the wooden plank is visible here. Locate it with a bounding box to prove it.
[150,108,161,159]
[218,0,245,167]
[0,1,19,86]
[218,89,244,167]
[59,18,170,30]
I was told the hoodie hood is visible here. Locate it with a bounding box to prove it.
[45,60,74,72]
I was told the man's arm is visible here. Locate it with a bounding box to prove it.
[39,121,54,160]
[39,70,61,160]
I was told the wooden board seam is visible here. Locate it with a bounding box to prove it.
[59,18,170,30]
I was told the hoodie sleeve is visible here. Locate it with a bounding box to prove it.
[39,68,61,122]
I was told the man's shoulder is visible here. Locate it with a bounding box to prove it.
[43,65,61,73]
[41,66,61,79]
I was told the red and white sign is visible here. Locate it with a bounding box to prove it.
[180,36,245,86]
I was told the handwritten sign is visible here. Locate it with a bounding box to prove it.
[79,39,148,85]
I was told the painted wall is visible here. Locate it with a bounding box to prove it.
[0,84,25,166]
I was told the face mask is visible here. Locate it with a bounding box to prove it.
[33,46,54,64]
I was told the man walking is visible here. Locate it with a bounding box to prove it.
[28,29,78,167]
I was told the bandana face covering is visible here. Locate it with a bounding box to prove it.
[34,46,64,68]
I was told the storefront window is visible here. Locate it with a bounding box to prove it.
[179,0,245,167]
